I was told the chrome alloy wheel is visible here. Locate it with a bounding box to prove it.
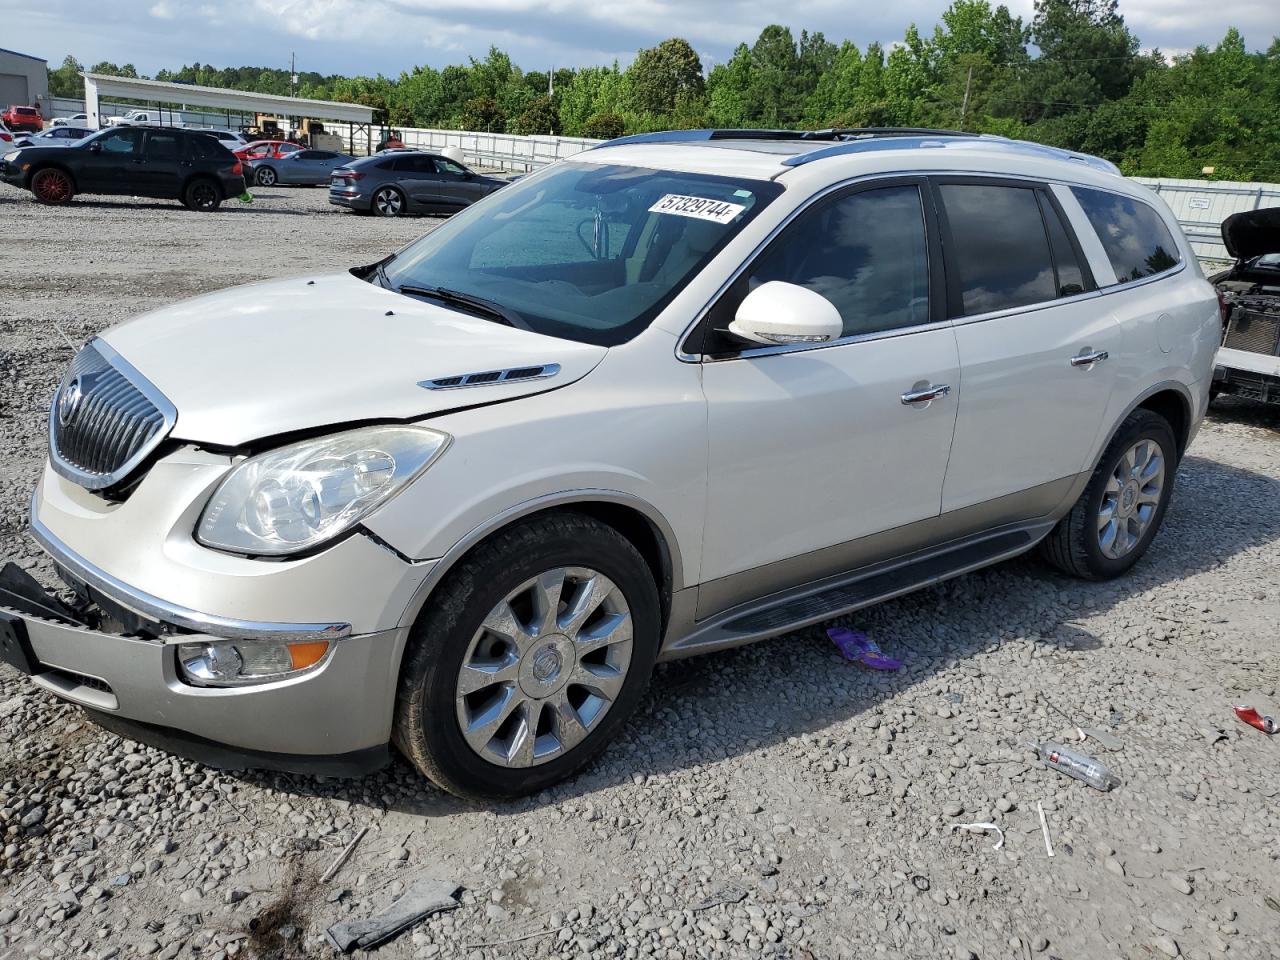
[374,188,403,215]
[455,567,633,768]
[1098,438,1165,559]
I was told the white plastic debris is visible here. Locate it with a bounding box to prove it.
[950,821,1005,850]
[1037,801,1055,858]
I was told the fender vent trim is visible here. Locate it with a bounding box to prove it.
[418,363,561,390]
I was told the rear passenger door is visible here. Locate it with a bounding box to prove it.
[435,157,484,208]
[933,178,1122,514]
[137,130,184,197]
[396,155,445,210]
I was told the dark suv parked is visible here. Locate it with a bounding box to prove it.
[1,127,246,211]
[329,150,507,217]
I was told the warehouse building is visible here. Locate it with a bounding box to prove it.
[0,47,48,109]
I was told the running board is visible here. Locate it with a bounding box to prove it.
[665,525,1047,658]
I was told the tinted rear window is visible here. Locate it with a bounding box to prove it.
[190,133,234,160]
[1070,187,1181,284]
[939,183,1056,316]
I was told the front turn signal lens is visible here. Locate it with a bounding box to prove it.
[287,641,331,670]
[177,638,332,686]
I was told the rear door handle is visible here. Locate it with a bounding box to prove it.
[1070,349,1109,367]
[901,383,951,405]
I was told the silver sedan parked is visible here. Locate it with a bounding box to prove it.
[248,149,355,187]
[329,150,508,216]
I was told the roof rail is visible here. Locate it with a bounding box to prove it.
[780,134,1120,174]
[596,127,979,148]
[592,127,1120,176]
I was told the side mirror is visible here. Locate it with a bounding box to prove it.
[728,281,844,347]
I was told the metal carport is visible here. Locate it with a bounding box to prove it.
[81,73,377,153]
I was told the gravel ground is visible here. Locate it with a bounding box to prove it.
[2,186,1280,960]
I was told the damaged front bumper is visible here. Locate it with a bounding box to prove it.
[0,570,397,776]
[0,453,439,776]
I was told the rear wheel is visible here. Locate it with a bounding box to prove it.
[31,168,74,204]
[255,166,277,187]
[1039,409,1177,580]
[182,178,222,212]
[372,187,405,217]
[394,513,660,799]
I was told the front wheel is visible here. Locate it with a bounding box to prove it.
[31,168,75,204]
[255,166,277,187]
[394,513,660,799]
[1039,408,1177,580]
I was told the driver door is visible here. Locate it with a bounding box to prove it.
[78,128,144,192]
[694,179,961,615]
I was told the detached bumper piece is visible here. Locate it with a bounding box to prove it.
[1214,364,1280,404]
[0,562,395,777]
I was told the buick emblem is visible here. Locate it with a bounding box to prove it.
[58,376,84,427]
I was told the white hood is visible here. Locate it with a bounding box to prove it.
[100,272,606,446]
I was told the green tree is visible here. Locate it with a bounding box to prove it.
[510,96,559,135]
[47,55,85,98]
[625,38,704,115]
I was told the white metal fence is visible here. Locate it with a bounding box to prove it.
[36,98,1280,254]
[1134,177,1280,269]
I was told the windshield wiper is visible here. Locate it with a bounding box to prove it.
[396,284,529,330]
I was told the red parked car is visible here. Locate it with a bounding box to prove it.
[233,139,301,162]
[2,106,43,133]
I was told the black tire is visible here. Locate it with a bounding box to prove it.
[1039,408,1178,580]
[255,166,277,187]
[30,167,75,204]
[394,512,661,799]
[371,186,406,217]
[182,178,222,212]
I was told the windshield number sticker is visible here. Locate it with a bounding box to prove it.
[649,194,745,224]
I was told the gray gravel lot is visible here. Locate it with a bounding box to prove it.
[2,186,1280,960]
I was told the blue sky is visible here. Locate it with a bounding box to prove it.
[2,0,1274,77]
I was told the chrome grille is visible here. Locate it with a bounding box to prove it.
[48,339,176,491]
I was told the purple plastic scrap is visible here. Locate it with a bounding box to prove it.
[827,626,903,671]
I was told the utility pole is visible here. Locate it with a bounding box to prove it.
[548,67,554,98]
[290,52,297,98]
[959,65,973,131]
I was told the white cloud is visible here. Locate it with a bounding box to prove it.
[148,0,176,17]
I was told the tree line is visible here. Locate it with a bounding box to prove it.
[47,0,1280,181]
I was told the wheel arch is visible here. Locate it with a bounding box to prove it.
[1096,380,1195,466]
[393,490,681,654]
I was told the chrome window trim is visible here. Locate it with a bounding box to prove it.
[674,168,1186,363]
[29,498,352,643]
[48,336,178,491]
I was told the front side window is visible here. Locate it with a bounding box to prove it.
[939,183,1057,316]
[96,129,144,155]
[380,162,782,346]
[1071,186,1181,284]
[437,158,468,176]
[736,184,931,339]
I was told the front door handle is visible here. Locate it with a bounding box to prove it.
[901,383,951,405]
[1070,349,1109,367]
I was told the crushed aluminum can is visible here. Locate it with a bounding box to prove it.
[1234,704,1276,734]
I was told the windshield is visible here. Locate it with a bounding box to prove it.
[379,161,782,346]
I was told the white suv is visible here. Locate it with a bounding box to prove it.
[1,128,1221,798]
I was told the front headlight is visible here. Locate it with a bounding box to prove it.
[2,151,18,162]
[196,425,449,556]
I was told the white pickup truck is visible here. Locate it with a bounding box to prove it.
[106,109,185,128]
